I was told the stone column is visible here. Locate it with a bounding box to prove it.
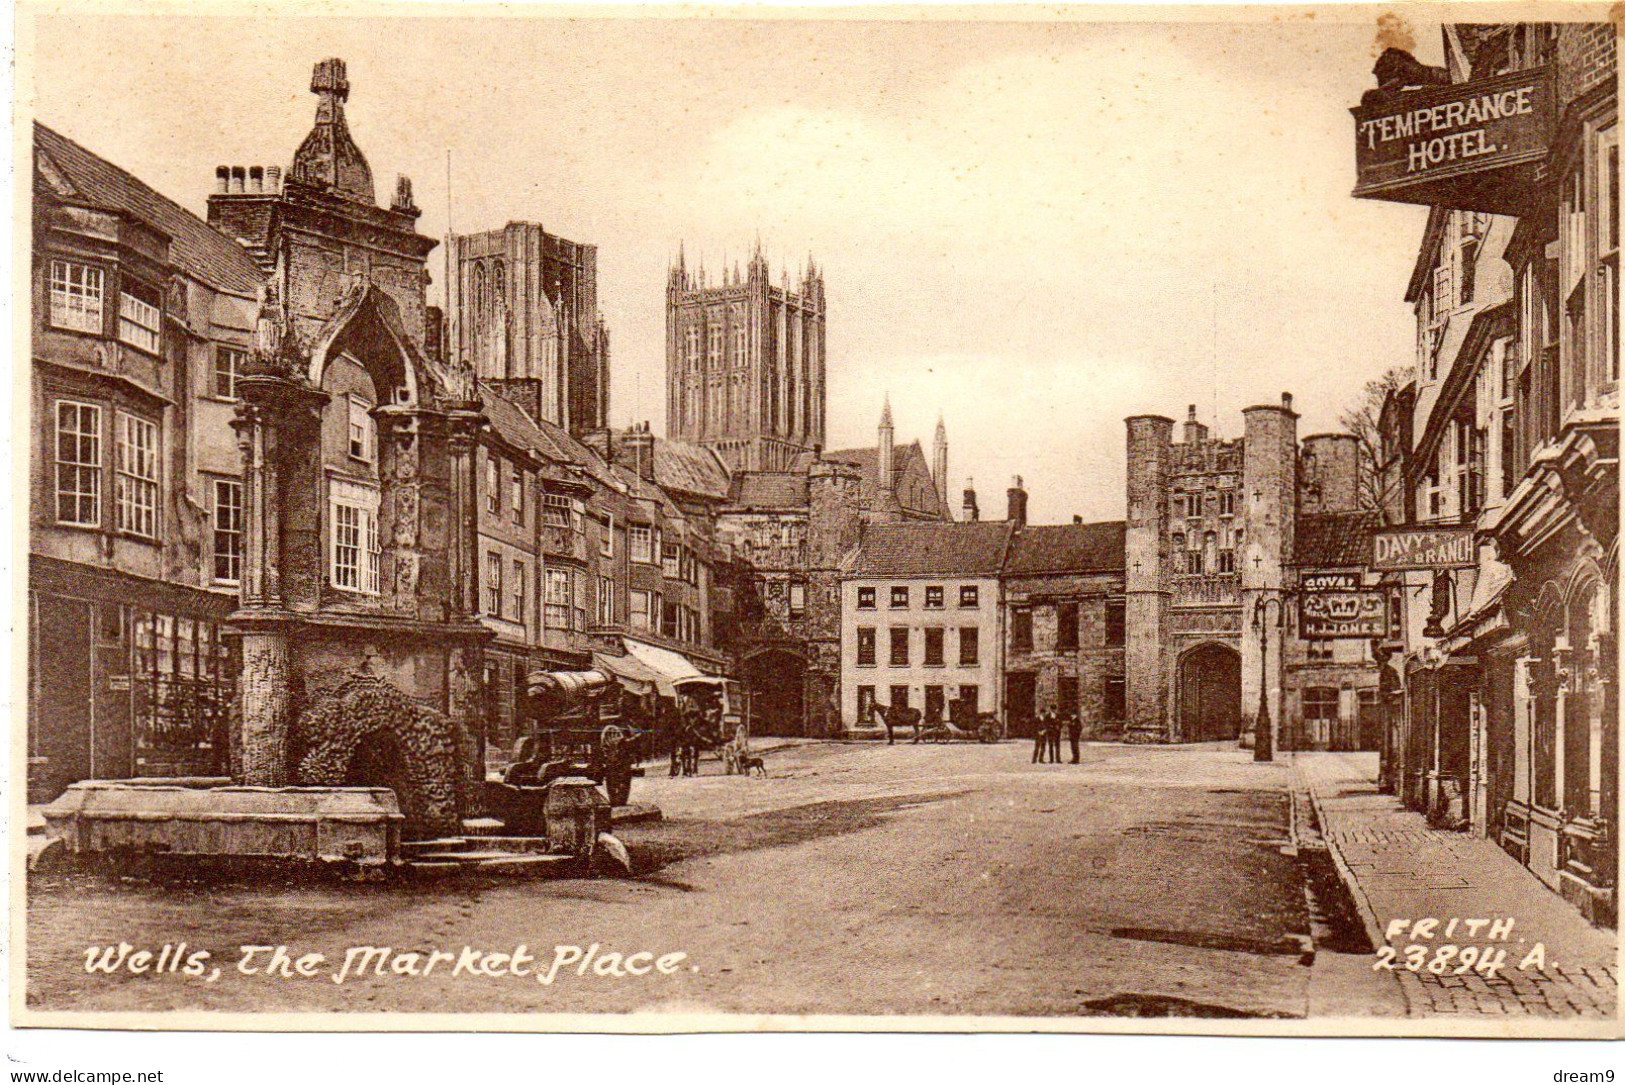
[230,377,325,786]
[444,404,487,803]
[376,409,423,615]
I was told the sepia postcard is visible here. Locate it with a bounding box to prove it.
[9,0,1622,1041]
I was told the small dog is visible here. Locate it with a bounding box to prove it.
[740,754,767,777]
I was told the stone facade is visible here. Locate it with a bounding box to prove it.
[1374,22,1618,926]
[1123,401,1381,746]
[446,221,610,436]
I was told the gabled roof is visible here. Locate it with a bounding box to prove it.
[825,440,950,519]
[34,122,265,296]
[1005,521,1126,576]
[1294,511,1381,569]
[852,521,1014,578]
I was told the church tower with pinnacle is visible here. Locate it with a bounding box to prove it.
[665,241,826,472]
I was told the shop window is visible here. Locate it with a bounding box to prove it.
[49,260,104,333]
[1303,686,1339,746]
[55,400,101,526]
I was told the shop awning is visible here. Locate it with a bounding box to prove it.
[592,638,722,698]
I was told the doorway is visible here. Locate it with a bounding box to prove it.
[1178,642,1242,742]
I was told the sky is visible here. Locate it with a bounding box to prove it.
[25,8,1439,524]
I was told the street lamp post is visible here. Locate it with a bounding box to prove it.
[1251,592,1290,763]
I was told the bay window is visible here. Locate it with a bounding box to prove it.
[49,260,104,333]
[117,280,162,354]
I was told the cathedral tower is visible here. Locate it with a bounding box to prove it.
[666,242,826,471]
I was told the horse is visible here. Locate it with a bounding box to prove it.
[869,700,923,745]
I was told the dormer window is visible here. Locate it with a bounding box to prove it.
[118,279,162,354]
[49,260,104,334]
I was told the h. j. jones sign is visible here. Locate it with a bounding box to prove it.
[1371,525,1477,572]
[1352,67,1553,212]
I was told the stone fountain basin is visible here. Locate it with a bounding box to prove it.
[40,782,404,866]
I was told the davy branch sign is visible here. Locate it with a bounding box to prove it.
[1371,525,1477,572]
[1351,67,1553,212]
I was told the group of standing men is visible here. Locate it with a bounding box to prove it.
[1030,708,1084,764]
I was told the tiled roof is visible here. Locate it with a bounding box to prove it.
[731,472,809,509]
[852,521,1014,578]
[1294,511,1381,568]
[1004,521,1126,576]
[34,122,265,296]
[652,438,732,501]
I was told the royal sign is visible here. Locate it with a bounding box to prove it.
[1351,68,1553,214]
[1371,525,1476,572]
[1301,590,1389,640]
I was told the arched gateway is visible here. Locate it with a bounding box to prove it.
[1178,642,1242,742]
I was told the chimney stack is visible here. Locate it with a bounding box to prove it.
[266,166,282,192]
[963,479,980,522]
[1183,404,1209,444]
[1282,392,1294,412]
[215,166,230,194]
[1006,475,1028,528]
[625,421,656,483]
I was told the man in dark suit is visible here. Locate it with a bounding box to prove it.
[1031,709,1049,763]
[1066,708,1083,764]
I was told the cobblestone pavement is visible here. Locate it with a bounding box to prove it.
[1294,751,1617,1020]
[30,742,1318,1018]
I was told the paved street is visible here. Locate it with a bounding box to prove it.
[28,741,1354,1018]
[1296,752,1617,1020]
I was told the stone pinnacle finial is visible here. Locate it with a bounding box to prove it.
[312,58,350,102]
[880,394,893,429]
